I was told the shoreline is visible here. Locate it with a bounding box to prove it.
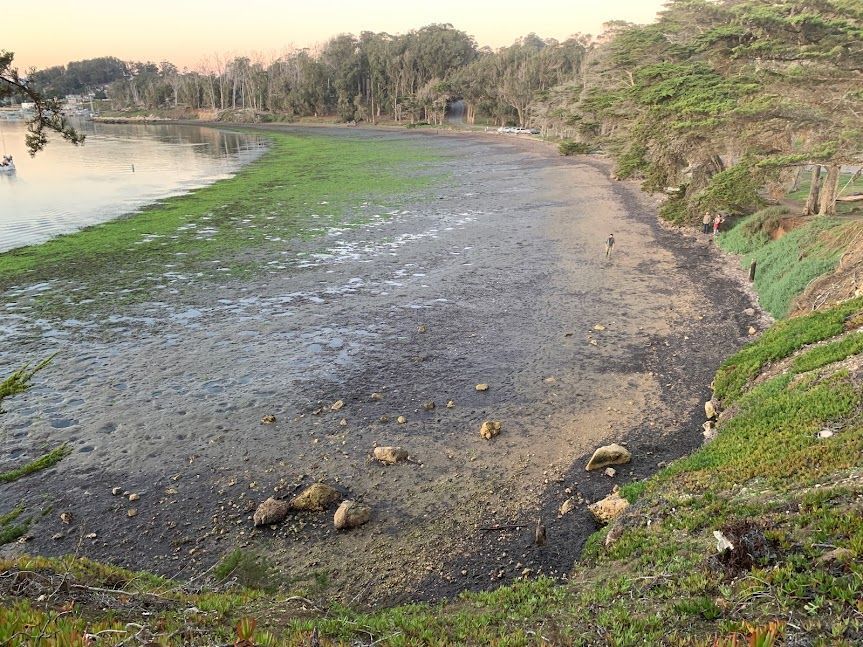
[0,125,758,605]
[0,121,272,256]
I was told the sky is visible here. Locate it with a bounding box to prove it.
[9,0,667,71]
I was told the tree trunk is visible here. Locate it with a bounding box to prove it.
[818,164,841,216]
[804,165,822,215]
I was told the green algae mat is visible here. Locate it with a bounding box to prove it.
[0,130,437,319]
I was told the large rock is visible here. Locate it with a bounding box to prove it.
[585,444,631,471]
[333,500,371,530]
[479,420,502,440]
[373,446,409,464]
[588,491,630,524]
[289,483,342,511]
[253,497,290,526]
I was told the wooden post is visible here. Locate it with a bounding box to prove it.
[748,260,757,282]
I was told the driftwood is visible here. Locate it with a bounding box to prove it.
[835,194,863,203]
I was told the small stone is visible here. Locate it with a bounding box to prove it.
[85,532,97,540]
[312,408,323,415]
[422,401,436,411]
[331,400,345,411]
[59,512,72,525]
[475,383,489,392]
[290,483,341,511]
[588,492,629,524]
[127,508,138,518]
[585,444,631,471]
[261,414,276,424]
[370,392,383,401]
[339,418,348,426]
[817,429,834,439]
[253,497,290,526]
[334,500,371,530]
[543,376,556,384]
[379,415,390,423]
[748,326,757,336]
[743,307,755,316]
[52,532,64,540]
[397,415,407,424]
[593,324,606,331]
[111,487,123,496]
[417,324,428,333]
[558,498,576,517]
[604,467,616,478]
[446,400,455,408]
[373,446,409,464]
[128,493,140,502]
[479,420,502,440]
[589,339,598,346]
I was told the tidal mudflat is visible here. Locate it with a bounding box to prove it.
[0,126,758,604]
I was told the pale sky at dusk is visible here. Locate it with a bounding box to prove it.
[10,0,667,71]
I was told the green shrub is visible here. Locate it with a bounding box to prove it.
[558,140,593,155]
[659,193,688,224]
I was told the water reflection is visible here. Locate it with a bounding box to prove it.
[0,121,267,252]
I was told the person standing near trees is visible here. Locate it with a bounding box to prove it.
[702,212,711,234]
[713,214,722,237]
[605,233,615,258]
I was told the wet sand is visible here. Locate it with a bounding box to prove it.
[0,128,758,604]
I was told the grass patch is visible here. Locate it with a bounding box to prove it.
[213,548,275,591]
[713,296,863,403]
[0,445,71,484]
[718,213,846,317]
[0,356,52,414]
[0,505,27,546]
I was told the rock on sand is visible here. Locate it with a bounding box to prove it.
[588,491,629,524]
[334,500,371,530]
[585,444,631,471]
[253,497,290,526]
[290,483,342,511]
[479,420,502,440]
[373,446,409,464]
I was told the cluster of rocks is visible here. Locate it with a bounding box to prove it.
[584,443,633,525]
[253,482,371,532]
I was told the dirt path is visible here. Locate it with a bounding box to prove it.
[0,128,759,604]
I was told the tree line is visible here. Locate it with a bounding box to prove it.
[8,1,863,220]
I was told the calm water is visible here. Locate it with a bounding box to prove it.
[0,121,267,252]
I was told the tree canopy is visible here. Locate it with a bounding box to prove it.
[0,51,84,155]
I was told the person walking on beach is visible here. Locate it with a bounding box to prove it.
[702,212,711,234]
[605,233,615,258]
